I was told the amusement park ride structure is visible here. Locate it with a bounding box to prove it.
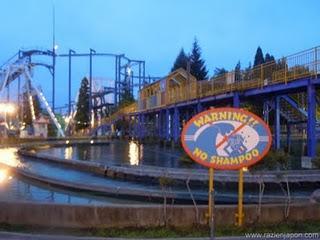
[1,45,320,159]
[0,49,149,136]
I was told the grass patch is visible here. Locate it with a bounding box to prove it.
[0,221,319,238]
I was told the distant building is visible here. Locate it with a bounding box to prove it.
[33,116,50,138]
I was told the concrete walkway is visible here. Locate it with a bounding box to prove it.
[0,232,318,240]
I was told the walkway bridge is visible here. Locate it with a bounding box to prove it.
[99,46,320,157]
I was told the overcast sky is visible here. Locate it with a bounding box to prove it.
[1,0,320,108]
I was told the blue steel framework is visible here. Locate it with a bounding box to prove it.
[0,49,147,117]
[129,47,320,158]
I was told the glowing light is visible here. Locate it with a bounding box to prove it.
[0,103,16,114]
[64,146,73,159]
[128,141,140,166]
[126,66,132,76]
[0,170,7,183]
[54,44,59,50]
[243,167,248,172]
[90,140,94,144]
[65,140,70,144]
[0,148,21,167]
[0,168,12,184]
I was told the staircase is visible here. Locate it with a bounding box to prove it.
[279,93,307,123]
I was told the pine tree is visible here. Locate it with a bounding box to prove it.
[213,67,227,77]
[74,77,90,131]
[234,61,241,82]
[171,48,189,72]
[254,46,265,67]
[265,53,275,63]
[21,89,41,126]
[190,39,208,81]
[119,86,135,108]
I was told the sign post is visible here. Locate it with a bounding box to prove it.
[208,168,214,239]
[237,168,244,226]
[181,107,272,234]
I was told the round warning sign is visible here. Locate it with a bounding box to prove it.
[181,107,272,170]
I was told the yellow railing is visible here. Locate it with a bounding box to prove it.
[174,46,320,106]
[96,102,137,127]
[111,46,320,116]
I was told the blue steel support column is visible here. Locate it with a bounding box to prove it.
[196,102,203,113]
[274,96,281,150]
[173,107,180,143]
[307,82,316,157]
[286,124,291,153]
[138,114,145,140]
[233,92,240,108]
[144,114,149,138]
[158,111,163,139]
[165,109,170,141]
[185,109,190,122]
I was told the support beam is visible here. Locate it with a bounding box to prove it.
[52,48,56,112]
[286,124,291,153]
[138,114,145,139]
[114,56,118,106]
[196,102,203,113]
[274,96,281,150]
[307,82,316,157]
[173,107,180,143]
[281,95,307,118]
[68,49,76,115]
[233,92,240,108]
[89,48,96,127]
[158,111,163,138]
[165,109,170,141]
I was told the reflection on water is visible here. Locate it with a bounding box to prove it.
[36,138,319,170]
[0,148,23,168]
[128,141,142,165]
[0,168,12,184]
[64,146,73,160]
[0,148,145,205]
[39,140,195,168]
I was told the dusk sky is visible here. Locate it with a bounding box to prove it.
[1,0,320,108]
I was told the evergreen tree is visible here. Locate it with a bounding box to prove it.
[21,89,41,126]
[119,72,135,108]
[265,53,275,63]
[254,46,265,67]
[190,39,208,81]
[234,61,241,82]
[243,62,252,81]
[119,87,135,108]
[213,67,228,77]
[171,48,189,72]
[74,77,90,131]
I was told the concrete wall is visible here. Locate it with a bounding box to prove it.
[0,201,319,229]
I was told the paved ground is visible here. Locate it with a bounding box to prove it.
[0,232,319,240]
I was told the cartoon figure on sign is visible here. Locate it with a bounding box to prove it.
[224,134,247,157]
[195,122,235,156]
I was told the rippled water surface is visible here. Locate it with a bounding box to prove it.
[38,140,201,168]
[0,148,149,205]
[37,139,320,170]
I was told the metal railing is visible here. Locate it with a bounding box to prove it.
[173,46,320,105]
